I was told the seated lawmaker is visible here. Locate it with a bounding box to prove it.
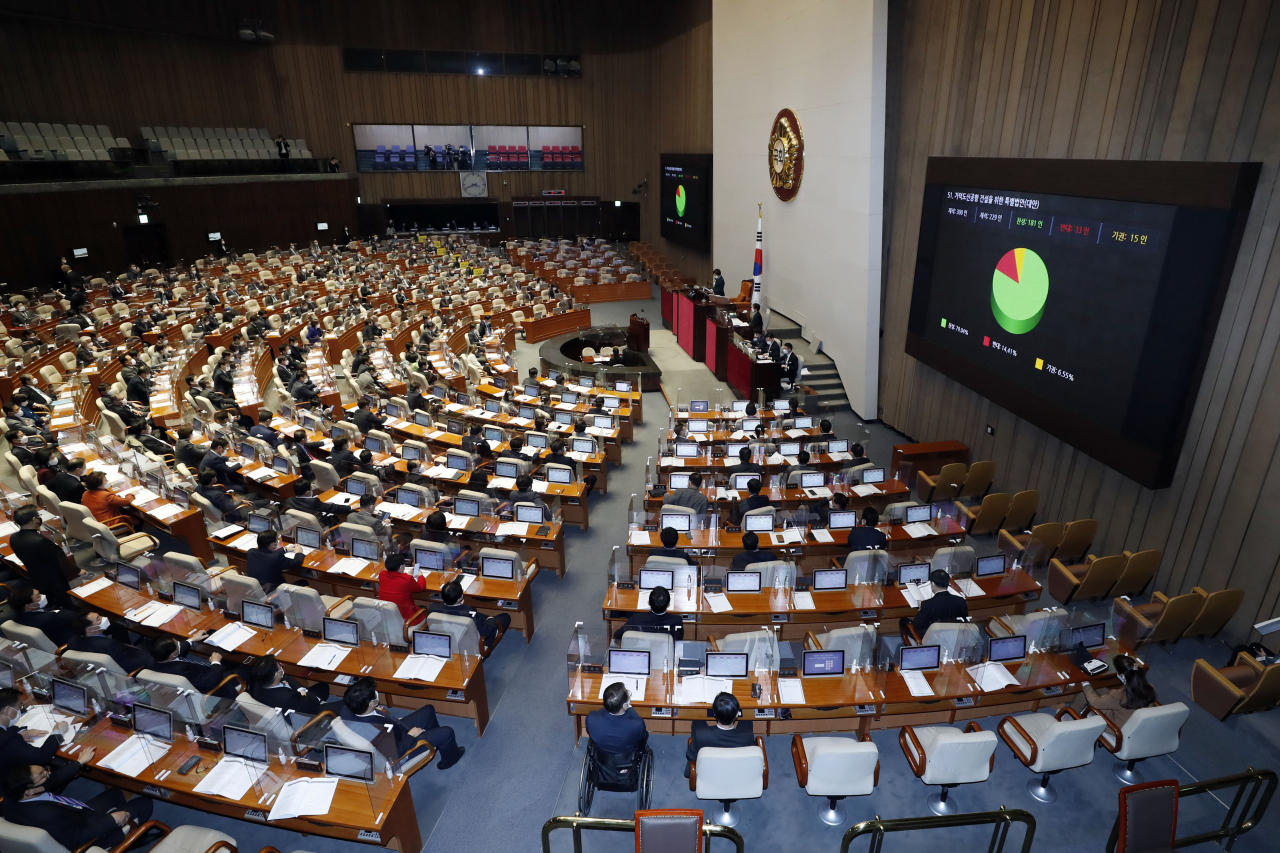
[586,682,648,755]
[248,655,331,714]
[3,748,159,853]
[612,585,683,641]
[429,579,510,645]
[0,688,67,777]
[378,552,427,625]
[340,676,465,769]
[148,637,237,699]
[729,531,779,570]
[7,588,77,647]
[648,526,694,564]
[730,477,770,523]
[246,530,305,592]
[846,506,888,551]
[903,569,967,638]
[726,446,764,479]
[67,612,165,674]
[684,692,754,777]
[662,471,709,517]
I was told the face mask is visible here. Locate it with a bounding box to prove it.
[36,595,47,610]
[97,616,111,632]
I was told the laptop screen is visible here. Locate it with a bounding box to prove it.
[827,439,850,453]
[900,644,941,672]
[861,467,885,484]
[413,547,445,571]
[555,412,573,425]
[608,648,650,675]
[604,397,621,410]
[134,703,173,742]
[771,399,790,412]
[976,554,1006,577]
[813,569,847,591]
[725,571,761,592]
[351,537,379,560]
[295,526,322,549]
[482,556,515,579]
[412,631,452,658]
[639,569,674,590]
[741,419,761,431]
[898,563,931,585]
[242,600,275,630]
[454,498,480,517]
[1071,623,1107,649]
[115,562,140,590]
[547,466,572,484]
[803,649,844,676]
[324,744,375,782]
[515,504,544,523]
[793,416,813,429]
[675,442,700,458]
[731,400,749,411]
[989,635,1027,663]
[705,652,748,678]
[668,472,691,490]
[561,391,578,404]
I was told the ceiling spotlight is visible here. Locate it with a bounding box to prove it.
[477,68,485,75]
[255,26,274,44]
[567,60,581,74]
[543,58,557,74]
[239,21,256,41]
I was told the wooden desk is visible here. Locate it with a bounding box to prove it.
[523,309,592,343]
[569,281,650,303]
[727,344,780,401]
[66,719,421,850]
[890,441,970,486]
[642,480,912,517]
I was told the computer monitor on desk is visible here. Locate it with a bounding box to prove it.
[481,556,515,579]
[323,617,361,646]
[346,478,367,496]
[793,416,813,429]
[1071,622,1107,650]
[706,652,749,678]
[51,678,88,717]
[295,526,322,550]
[827,439,850,454]
[813,568,847,591]
[133,703,173,742]
[669,472,691,490]
[547,466,573,485]
[454,498,480,517]
[861,466,885,484]
[741,418,761,431]
[725,571,762,592]
[515,504,545,524]
[555,412,573,425]
[803,649,844,676]
[743,514,774,533]
[0,662,13,689]
[324,744,375,782]
[412,631,452,658]
[732,473,759,491]
[223,725,268,762]
[660,512,691,533]
[778,441,800,456]
[351,537,380,561]
[413,547,445,572]
[900,644,941,672]
[616,381,632,393]
[608,648,650,675]
[527,433,548,449]
[115,562,141,590]
[173,581,202,611]
[828,510,859,530]
[689,400,709,414]
[397,487,422,507]
[800,471,825,489]
[639,569,674,590]
[989,635,1027,664]
[904,504,933,524]
[242,600,275,630]
[731,400,749,412]
[976,554,1007,578]
[675,442,700,459]
[898,562,931,586]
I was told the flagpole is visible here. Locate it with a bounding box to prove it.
[752,203,764,310]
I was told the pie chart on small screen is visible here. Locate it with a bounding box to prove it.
[675,185,686,217]
[991,248,1049,334]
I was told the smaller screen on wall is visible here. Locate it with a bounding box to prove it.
[660,154,711,251]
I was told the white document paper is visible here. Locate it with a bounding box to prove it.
[100,734,169,778]
[901,670,935,697]
[967,661,1021,692]
[828,451,853,462]
[777,678,807,704]
[496,521,531,537]
[785,428,807,438]
[765,453,785,465]
[209,524,244,539]
[792,591,816,610]
[901,586,919,609]
[956,578,984,597]
[147,503,185,520]
[229,532,259,550]
[457,573,478,592]
[661,457,683,467]
[597,674,647,701]
[208,622,258,651]
[16,705,79,746]
[770,528,804,546]
[810,528,835,544]
[490,477,517,490]
[394,654,447,682]
[268,776,338,821]
[902,522,939,539]
[628,530,652,546]
[530,479,550,493]
[72,577,114,598]
[245,467,276,482]
[193,756,266,800]
[688,433,708,443]
[328,557,371,576]
[851,484,881,497]
[676,675,733,704]
[297,643,352,671]
[705,592,733,613]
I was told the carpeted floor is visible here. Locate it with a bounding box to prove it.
[20,293,1279,853]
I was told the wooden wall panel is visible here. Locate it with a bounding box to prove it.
[882,0,1280,642]
[0,0,712,278]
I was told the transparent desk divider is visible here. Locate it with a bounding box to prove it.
[0,637,53,679]
[921,621,985,665]
[134,675,234,729]
[719,628,780,672]
[998,609,1071,653]
[567,623,606,702]
[608,545,624,587]
[355,602,404,646]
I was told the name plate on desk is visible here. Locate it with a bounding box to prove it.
[616,582,636,590]
[953,697,976,708]
[358,831,383,843]
[244,809,267,821]
[771,613,789,623]
[447,689,466,700]
[860,610,879,619]
[649,707,672,718]
[1042,685,1064,696]
[855,704,877,716]
[753,708,776,719]
[681,614,698,622]
[498,599,519,610]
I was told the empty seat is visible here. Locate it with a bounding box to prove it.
[791,734,879,824]
[899,722,997,815]
[997,708,1107,802]
[1091,702,1190,783]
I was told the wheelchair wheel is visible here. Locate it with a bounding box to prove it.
[577,748,596,815]
[637,746,654,811]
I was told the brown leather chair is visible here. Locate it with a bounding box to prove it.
[1181,587,1244,639]
[1108,779,1179,853]
[1048,553,1125,604]
[1191,653,1280,721]
[1114,591,1204,650]
[1053,518,1097,565]
[999,521,1064,571]
[955,492,1010,536]
[955,460,995,503]
[1001,489,1040,531]
[732,280,753,305]
[916,462,967,503]
[1108,550,1162,599]
[635,809,705,852]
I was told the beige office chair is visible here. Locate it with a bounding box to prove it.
[1181,587,1245,639]
[955,460,995,503]
[956,492,1010,536]
[1114,590,1204,649]
[62,648,128,675]
[899,722,997,815]
[1047,553,1125,605]
[792,734,879,824]
[1,619,59,653]
[1191,653,1280,721]
[328,714,436,776]
[1107,550,1162,599]
[916,463,966,503]
[999,521,1065,572]
[1053,519,1097,565]
[690,737,768,827]
[273,582,353,631]
[425,612,482,658]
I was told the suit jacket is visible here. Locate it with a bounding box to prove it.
[911,589,968,636]
[846,526,888,552]
[352,409,385,434]
[249,424,281,448]
[199,450,241,485]
[428,599,501,642]
[14,607,78,647]
[612,610,684,642]
[10,530,75,606]
[329,449,359,477]
[733,494,771,522]
[125,376,150,406]
[779,351,800,383]
[175,440,205,470]
[284,494,350,519]
[21,385,52,407]
[253,677,322,715]
[148,658,228,695]
[647,546,693,564]
[196,484,237,515]
[246,547,304,591]
[585,708,648,755]
[662,488,708,516]
[726,462,765,480]
[1,760,114,851]
[68,633,155,674]
[48,471,85,504]
[0,724,64,776]
[729,548,779,571]
[338,705,422,756]
[686,721,754,767]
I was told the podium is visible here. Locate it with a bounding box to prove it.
[628,314,650,353]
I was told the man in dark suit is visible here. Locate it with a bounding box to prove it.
[148,637,238,698]
[7,588,78,647]
[726,447,765,480]
[284,480,352,524]
[340,676,465,769]
[211,359,235,396]
[711,268,726,297]
[67,611,182,674]
[48,458,86,504]
[246,530,305,592]
[906,569,969,638]
[351,399,385,434]
[8,507,80,608]
[546,437,597,495]
[779,341,800,386]
[428,579,509,646]
[849,442,871,467]
[685,692,754,777]
[173,426,205,470]
[612,585,683,641]
[16,375,53,409]
[729,531,779,570]
[0,687,68,777]
[3,748,154,851]
[327,437,359,478]
[764,332,781,362]
[750,303,764,333]
[648,526,694,564]
[847,506,888,552]
[731,478,771,524]
[248,655,330,714]
[199,437,243,488]
[249,410,282,449]
[586,682,649,755]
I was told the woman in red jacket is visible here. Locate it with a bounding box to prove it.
[377,552,426,625]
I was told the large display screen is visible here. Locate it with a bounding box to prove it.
[660,154,711,250]
[906,158,1258,489]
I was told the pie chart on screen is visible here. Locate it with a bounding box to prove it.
[991,248,1049,334]
[675,185,686,217]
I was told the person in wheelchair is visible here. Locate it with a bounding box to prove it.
[586,682,648,755]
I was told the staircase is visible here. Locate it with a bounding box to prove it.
[767,312,850,413]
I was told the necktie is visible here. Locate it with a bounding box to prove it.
[48,794,89,809]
